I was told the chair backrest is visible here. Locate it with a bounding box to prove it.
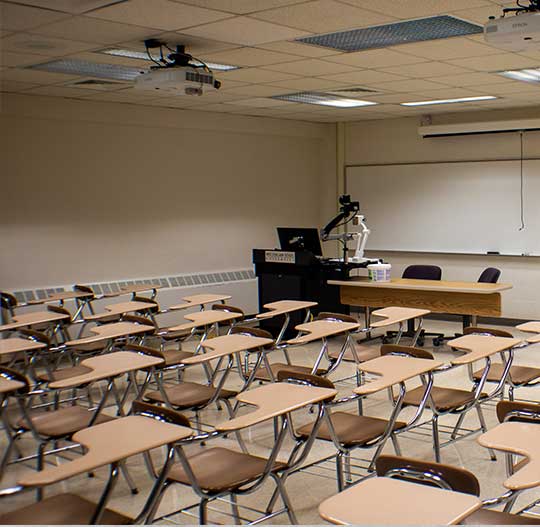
[496,400,540,424]
[375,455,480,496]
[231,325,274,341]
[132,296,159,313]
[316,312,358,324]
[478,267,501,284]
[73,284,95,296]
[212,304,244,317]
[0,367,31,395]
[463,326,513,338]
[402,265,442,281]
[131,400,191,427]
[380,344,434,360]
[276,369,336,401]
[0,292,18,310]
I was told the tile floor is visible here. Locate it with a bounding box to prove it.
[2,319,540,524]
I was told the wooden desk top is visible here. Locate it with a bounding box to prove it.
[217,383,336,432]
[49,351,163,389]
[103,284,161,298]
[65,321,155,347]
[256,300,318,320]
[286,320,360,345]
[370,306,431,328]
[182,334,274,365]
[0,376,25,395]
[478,422,540,490]
[17,415,191,488]
[27,290,94,304]
[0,337,46,356]
[84,300,157,321]
[170,293,232,311]
[166,310,242,333]
[355,355,443,395]
[318,477,481,525]
[0,310,70,331]
[448,335,522,365]
[516,321,540,343]
[328,277,512,294]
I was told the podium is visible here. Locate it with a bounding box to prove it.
[253,249,364,338]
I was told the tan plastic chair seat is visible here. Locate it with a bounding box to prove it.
[472,363,540,385]
[402,386,482,412]
[167,447,285,492]
[461,508,540,525]
[297,411,406,447]
[160,329,192,341]
[328,345,380,363]
[37,365,93,383]
[16,407,115,438]
[145,382,237,409]
[0,493,132,525]
[253,362,325,382]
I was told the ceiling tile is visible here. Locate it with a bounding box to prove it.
[395,37,502,61]
[264,58,357,76]
[180,16,310,45]
[226,96,294,107]
[1,50,47,67]
[366,78,450,92]
[257,40,342,57]
[379,61,473,78]
[219,67,299,83]
[5,1,130,15]
[251,0,394,33]
[341,0,492,19]
[186,102,236,111]
[447,53,539,71]
[224,84,293,96]
[0,79,40,91]
[411,86,492,99]
[450,5,503,24]
[0,2,71,31]
[0,67,79,84]
[428,71,511,87]
[467,82,540,95]
[318,69,407,84]
[87,0,231,31]
[24,84,97,97]
[69,51,149,68]
[266,77,350,90]
[175,0,309,14]
[1,33,98,57]
[200,46,300,67]
[323,48,427,68]
[32,15,154,45]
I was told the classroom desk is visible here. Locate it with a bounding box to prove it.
[84,300,157,322]
[318,477,481,525]
[170,293,231,311]
[329,277,512,329]
[478,421,540,491]
[103,284,161,299]
[0,337,46,358]
[0,310,71,332]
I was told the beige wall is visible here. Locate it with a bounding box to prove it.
[345,108,540,319]
[1,94,335,291]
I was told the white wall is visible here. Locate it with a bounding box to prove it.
[0,94,335,297]
[344,107,540,319]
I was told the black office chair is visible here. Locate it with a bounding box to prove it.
[383,265,444,346]
[434,267,502,346]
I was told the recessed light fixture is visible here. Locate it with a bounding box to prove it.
[401,95,497,107]
[295,16,482,52]
[97,48,239,71]
[499,68,540,83]
[28,59,142,81]
[272,91,377,108]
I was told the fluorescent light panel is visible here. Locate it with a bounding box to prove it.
[98,48,239,71]
[28,59,141,81]
[295,16,482,52]
[499,68,540,83]
[401,95,497,107]
[273,91,377,108]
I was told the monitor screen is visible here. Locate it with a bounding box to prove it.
[277,227,322,256]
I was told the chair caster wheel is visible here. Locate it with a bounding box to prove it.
[131,488,139,495]
[417,339,425,347]
[433,338,442,347]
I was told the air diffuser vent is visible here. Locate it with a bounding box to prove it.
[296,16,483,52]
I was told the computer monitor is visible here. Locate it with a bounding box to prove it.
[277,227,323,256]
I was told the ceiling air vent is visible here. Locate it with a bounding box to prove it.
[295,15,483,52]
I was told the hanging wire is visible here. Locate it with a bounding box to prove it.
[519,131,525,231]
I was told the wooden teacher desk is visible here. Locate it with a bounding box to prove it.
[328,277,512,330]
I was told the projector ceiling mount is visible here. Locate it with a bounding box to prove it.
[500,0,540,17]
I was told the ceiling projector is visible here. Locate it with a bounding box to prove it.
[134,40,221,95]
[484,0,540,51]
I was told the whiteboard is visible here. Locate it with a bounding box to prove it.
[346,160,540,255]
